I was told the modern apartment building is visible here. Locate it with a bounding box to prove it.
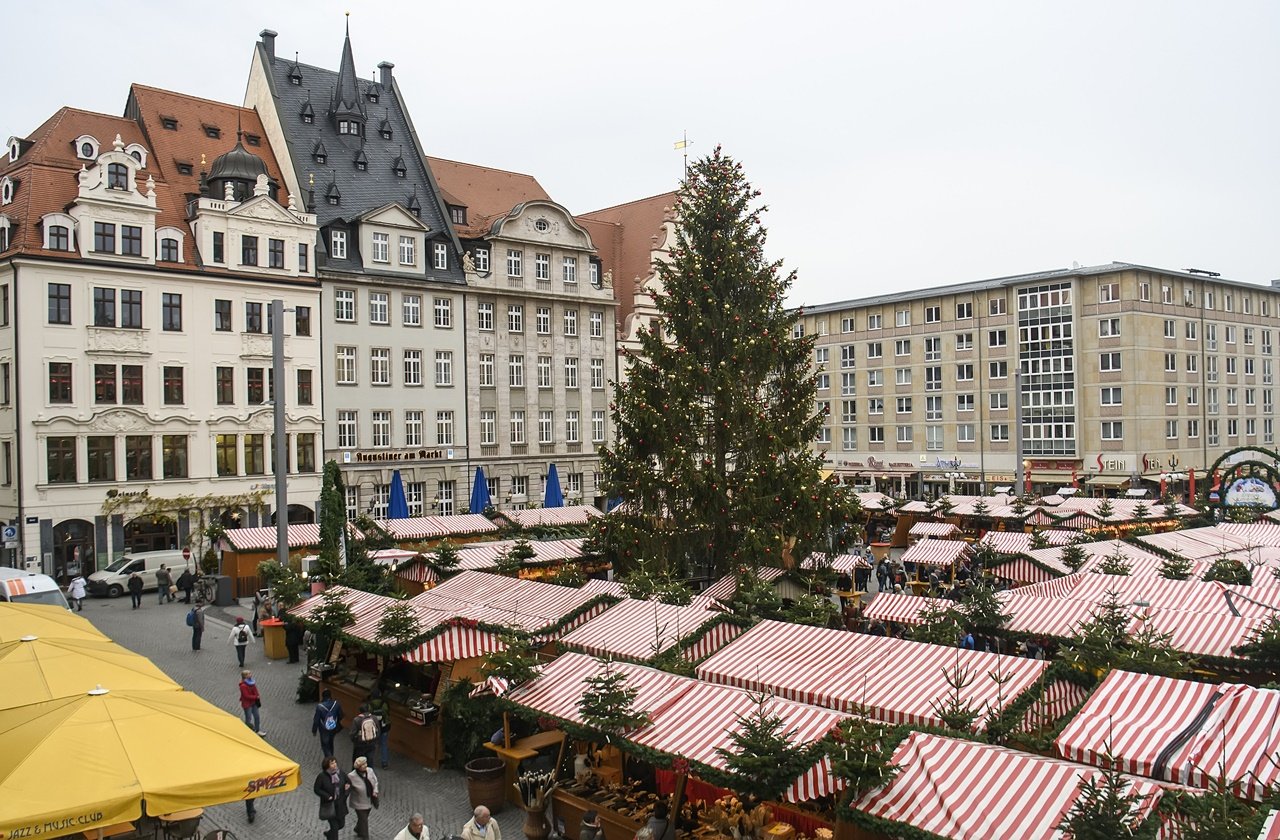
[0,94,322,578]
[247,27,471,518]
[799,262,1279,498]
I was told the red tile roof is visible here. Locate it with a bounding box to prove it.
[426,156,550,238]
[578,192,676,329]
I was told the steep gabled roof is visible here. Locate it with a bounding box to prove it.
[426,156,550,239]
[579,191,677,327]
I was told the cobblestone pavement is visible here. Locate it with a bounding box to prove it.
[75,595,525,840]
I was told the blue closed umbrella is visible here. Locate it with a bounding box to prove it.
[544,464,564,508]
[387,469,410,519]
[470,466,492,514]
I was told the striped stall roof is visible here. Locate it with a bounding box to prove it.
[1056,670,1280,801]
[414,570,612,635]
[855,493,896,511]
[989,554,1070,585]
[900,539,972,568]
[451,538,586,571]
[1260,810,1280,840]
[1055,497,1197,522]
[805,552,871,573]
[578,578,629,598]
[854,732,1171,840]
[908,522,961,539]
[223,522,363,551]
[403,624,510,663]
[289,585,394,624]
[499,505,602,528]
[1071,539,1203,578]
[681,618,746,663]
[979,530,1076,555]
[1212,522,1280,546]
[628,680,845,804]
[1134,608,1263,660]
[860,593,947,625]
[506,651,692,728]
[998,592,1122,638]
[560,599,726,660]
[1018,679,1090,735]
[695,619,1051,732]
[395,561,440,585]
[376,514,499,540]
[702,567,785,602]
[1137,526,1264,561]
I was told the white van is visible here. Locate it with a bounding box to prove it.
[87,550,190,598]
[0,567,71,610]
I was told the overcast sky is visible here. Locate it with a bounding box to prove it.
[8,1,1277,305]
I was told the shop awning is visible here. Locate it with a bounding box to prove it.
[702,567,785,602]
[804,552,871,573]
[694,619,1052,732]
[992,485,1014,493]
[1261,810,1280,840]
[989,555,1069,585]
[900,539,972,568]
[222,522,364,551]
[1056,670,1280,802]
[1086,475,1129,487]
[559,599,732,661]
[498,505,601,528]
[853,732,1171,839]
[1125,488,1150,497]
[506,651,692,727]
[402,623,509,663]
[860,593,946,626]
[375,514,499,540]
[909,522,961,539]
[978,530,1074,555]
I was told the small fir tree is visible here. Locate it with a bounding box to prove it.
[1132,501,1151,521]
[1096,549,1132,576]
[1060,543,1087,572]
[257,559,308,609]
[1203,554,1252,585]
[375,601,421,649]
[596,146,861,578]
[578,658,649,737]
[315,460,347,583]
[911,599,965,646]
[482,631,541,687]
[548,561,586,587]
[1162,498,1182,520]
[1095,497,1116,520]
[1233,614,1280,672]
[432,540,462,573]
[958,579,1011,638]
[621,563,693,605]
[714,692,824,803]
[935,496,956,517]
[1056,753,1159,840]
[970,498,991,518]
[312,586,356,631]
[928,659,979,732]
[1029,529,1050,550]
[1010,496,1029,518]
[1157,553,1194,581]
[781,592,838,628]
[731,568,784,619]
[1165,774,1267,840]
[827,709,899,797]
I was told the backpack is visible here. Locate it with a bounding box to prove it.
[186,609,196,627]
[237,626,249,644]
[356,713,379,743]
[320,701,338,732]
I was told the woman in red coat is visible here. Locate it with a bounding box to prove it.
[239,669,263,735]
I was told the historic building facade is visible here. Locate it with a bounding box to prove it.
[247,27,471,518]
[798,263,1280,498]
[0,95,322,578]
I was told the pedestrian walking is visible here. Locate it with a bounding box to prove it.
[461,806,501,840]
[349,703,380,766]
[394,813,429,840]
[229,616,252,667]
[238,669,264,735]
[313,755,350,840]
[875,560,888,592]
[176,567,194,604]
[312,688,345,758]
[156,564,173,604]
[346,756,379,840]
[67,574,86,612]
[284,617,305,664]
[127,572,143,609]
[188,603,205,650]
[368,687,392,768]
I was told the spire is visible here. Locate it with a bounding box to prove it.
[330,15,366,125]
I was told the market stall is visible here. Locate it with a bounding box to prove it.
[375,513,500,548]
[701,567,786,604]
[220,522,364,596]
[1055,669,1280,801]
[907,521,961,542]
[559,598,745,665]
[497,505,603,528]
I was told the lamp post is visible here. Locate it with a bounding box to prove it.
[271,299,289,569]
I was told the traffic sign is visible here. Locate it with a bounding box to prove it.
[182,546,191,561]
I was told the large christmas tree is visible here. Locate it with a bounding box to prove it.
[599,147,860,578]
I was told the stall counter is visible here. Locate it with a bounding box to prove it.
[319,677,443,770]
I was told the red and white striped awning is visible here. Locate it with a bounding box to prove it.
[702,567,785,602]
[413,570,613,636]
[1260,810,1280,840]
[499,505,602,528]
[989,555,1068,585]
[395,561,439,585]
[1133,608,1262,660]
[1017,679,1090,735]
[695,619,1051,732]
[628,680,846,804]
[376,514,499,540]
[909,521,961,539]
[860,593,947,625]
[578,578,629,598]
[222,522,363,552]
[979,530,1075,555]
[805,552,871,573]
[451,538,586,571]
[505,651,691,728]
[402,623,509,663]
[854,732,1171,839]
[560,599,726,660]
[900,539,972,568]
[289,585,391,623]
[1056,670,1280,801]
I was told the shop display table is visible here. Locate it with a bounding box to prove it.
[485,729,565,806]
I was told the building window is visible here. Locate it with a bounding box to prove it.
[435,351,453,386]
[477,302,493,331]
[295,433,316,473]
[371,232,389,263]
[536,307,551,335]
[159,237,179,262]
[537,355,553,389]
[107,163,129,190]
[49,362,72,403]
[208,299,231,332]
[297,242,309,272]
[956,364,974,382]
[159,435,187,479]
[47,225,70,251]
[162,367,184,405]
[989,361,1008,379]
[93,364,117,404]
[93,222,115,253]
[335,347,356,385]
[434,297,452,328]
[566,410,580,443]
[371,412,391,448]
[563,257,577,284]
[368,292,389,325]
[989,298,1006,315]
[957,424,975,443]
[396,294,419,327]
[370,348,391,385]
[988,329,1007,347]
[214,367,234,405]
[244,302,263,333]
[437,481,456,516]
[896,425,913,443]
[334,289,355,322]
[240,235,258,266]
[589,310,604,338]
[507,249,522,277]
[1100,386,1122,406]
[48,283,72,325]
[564,309,578,336]
[508,304,523,333]
[215,434,237,476]
[437,411,454,446]
[433,242,447,270]
[479,354,494,387]
[160,293,182,331]
[47,437,77,484]
[246,368,265,405]
[1099,352,1121,372]
[337,411,358,449]
[405,411,423,447]
[535,253,550,281]
[268,238,284,269]
[990,424,1009,442]
[330,231,347,260]
[479,410,496,445]
[565,357,579,388]
[241,435,264,475]
[895,310,910,327]
[866,342,882,359]
[398,236,416,266]
[510,410,526,444]
[474,248,490,272]
[591,358,605,389]
[291,369,311,406]
[1101,421,1123,440]
[592,410,606,443]
[403,349,422,386]
[211,231,224,263]
[538,410,554,444]
[509,354,524,387]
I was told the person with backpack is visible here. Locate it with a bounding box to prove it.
[312,688,344,758]
[187,604,205,651]
[350,703,380,766]
[229,616,252,667]
[367,687,392,768]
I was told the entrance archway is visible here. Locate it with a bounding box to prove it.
[52,519,95,582]
[123,516,177,553]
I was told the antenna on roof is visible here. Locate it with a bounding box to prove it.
[673,130,693,177]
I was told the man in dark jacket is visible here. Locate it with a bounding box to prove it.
[156,564,174,604]
[176,568,194,604]
[127,572,144,609]
[312,689,345,758]
[190,604,205,651]
[284,617,305,664]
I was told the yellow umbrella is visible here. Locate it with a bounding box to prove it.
[0,688,300,838]
[0,602,109,643]
[0,636,180,710]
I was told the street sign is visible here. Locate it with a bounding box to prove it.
[2,526,17,542]
[182,546,191,561]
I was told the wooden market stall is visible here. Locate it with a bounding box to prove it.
[558,598,746,665]
[220,523,363,597]
[897,539,973,592]
[1055,669,1280,801]
[701,567,786,604]
[496,505,603,529]
[375,513,500,549]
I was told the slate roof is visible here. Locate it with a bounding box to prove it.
[579,192,676,329]
[255,32,463,284]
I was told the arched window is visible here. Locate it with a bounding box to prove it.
[107,163,129,190]
[160,238,179,262]
[48,225,70,251]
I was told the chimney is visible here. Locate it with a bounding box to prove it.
[378,61,394,89]
[260,29,278,63]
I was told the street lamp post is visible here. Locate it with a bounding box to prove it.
[271,299,288,569]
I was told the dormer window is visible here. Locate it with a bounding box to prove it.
[354,149,367,172]
[326,184,341,206]
[74,135,99,160]
[313,142,327,165]
[123,144,148,168]
[392,156,406,178]
[407,194,421,218]
[300,101,315,124]
[203,125,221,140]
[0,177,13,205]
[48,225,70,250]
[366,88,379,103]
[245,134,261,146]
[129,150,142,163]
[288,64,303,85]
[160,116,178,131]
[107,163,130,191]
[302,113,314,125]
[337,120,361,136]
[175,162,194,176]
[380,125,392,140]
[449,206,467,225]
[7,141,18,162]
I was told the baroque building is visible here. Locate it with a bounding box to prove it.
[0,92,322,578]
[247,27,470,517]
